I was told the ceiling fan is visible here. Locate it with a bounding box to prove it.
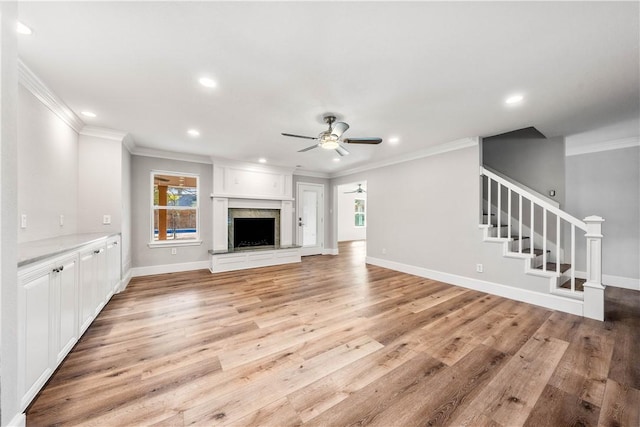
[344,184,366,194]
[282,115,382,156]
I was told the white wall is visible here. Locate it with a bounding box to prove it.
[337,182,366,242]
[1,2,20,424]
[131,155,212,270]
[17,85,79,243]
[565,145,640,285]
[77,133,123,235]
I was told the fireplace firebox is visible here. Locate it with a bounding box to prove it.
[233,218,276,249]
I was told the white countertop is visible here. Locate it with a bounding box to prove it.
[18,233,119,268]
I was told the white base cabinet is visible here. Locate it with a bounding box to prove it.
[17,234,121,412]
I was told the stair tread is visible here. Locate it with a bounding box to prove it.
[521,248,551,256]
[535,263,572,274]
[560,278,586,292]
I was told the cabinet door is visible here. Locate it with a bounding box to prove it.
[78,250,96,334]
[94,246,107,313]
[18,267,54,410]
[106,237,121,298]
[55,256,78,363]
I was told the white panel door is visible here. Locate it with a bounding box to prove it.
[296,183,324,256]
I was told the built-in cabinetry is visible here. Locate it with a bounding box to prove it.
[17,234,121,412]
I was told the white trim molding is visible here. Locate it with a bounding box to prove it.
[322,248,339,255]
[132,146,213,164]
[566,136,639,157]
[365,256,584,317]
[131,261,210,277]
[330,137,479,178]
[80,126,128,142]
[18,59,84,132]
[8,412,26,427]
[575,271,640,291]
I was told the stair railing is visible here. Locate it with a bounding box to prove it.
[482,167,589,290]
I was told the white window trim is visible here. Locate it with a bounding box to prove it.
[149,170,201,248]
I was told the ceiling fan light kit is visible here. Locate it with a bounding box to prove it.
[282,114,383,157]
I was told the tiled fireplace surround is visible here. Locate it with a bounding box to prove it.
[228,208,281,249]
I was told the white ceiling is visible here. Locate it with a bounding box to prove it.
[17,1,639,175]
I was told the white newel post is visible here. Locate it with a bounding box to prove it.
[583,216,605,321]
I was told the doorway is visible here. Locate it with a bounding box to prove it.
[296,182,324,256]
[336,181,367,243]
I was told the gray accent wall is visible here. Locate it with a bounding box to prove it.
[131,155,212,268]
[483,128,566,207]
[565,146,640,280]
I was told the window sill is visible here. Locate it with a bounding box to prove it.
[148,240,203,249]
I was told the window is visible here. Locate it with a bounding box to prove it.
[355,198,366,227]
[150,171,200,246]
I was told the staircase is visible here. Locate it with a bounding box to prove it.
[479,166,605,320]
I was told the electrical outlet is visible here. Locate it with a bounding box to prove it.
[382,248,387,255]
[171,248,177,255]
[103,215,111,225]
[21,214,27,229]
[59,214,64,226]
[476,264,484,273]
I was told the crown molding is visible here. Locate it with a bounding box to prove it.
[79,125,128,142]
[565,136,639,157]
[18,59,85,133]
[294,170,331,179]
[329,136,479,179]
[210,156,297,175]
[122,134,136,153]
[131,146,213,164]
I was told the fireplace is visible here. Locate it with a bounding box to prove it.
[228,208,280,250]
[233,218,275,249]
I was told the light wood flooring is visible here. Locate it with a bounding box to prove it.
[27,241,639,426]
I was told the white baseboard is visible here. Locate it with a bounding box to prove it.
[131,261,210,277]
[8,412,26,427]
[366,256,583,317]
[117,268,132,292]
[323,248,339,255]
[576,271,640,291]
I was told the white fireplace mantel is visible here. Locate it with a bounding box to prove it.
[211,160,295,253]
[211,160,294,201]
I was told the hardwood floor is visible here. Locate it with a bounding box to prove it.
[27,241,639,426]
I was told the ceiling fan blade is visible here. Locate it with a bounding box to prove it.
[331,121,349,138]
[298,144,320,152]
[343,137,383,144]
[335,145,350,156]
[282,133,318,140]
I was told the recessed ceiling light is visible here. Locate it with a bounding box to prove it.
[16,22,32,35]
[187,129,200,137]
[258,158,267,163]
[333,158,341,162]
[389,137,400,145]
[199,77,217,88]
[505,94,524,105]
[81,111,96,118]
